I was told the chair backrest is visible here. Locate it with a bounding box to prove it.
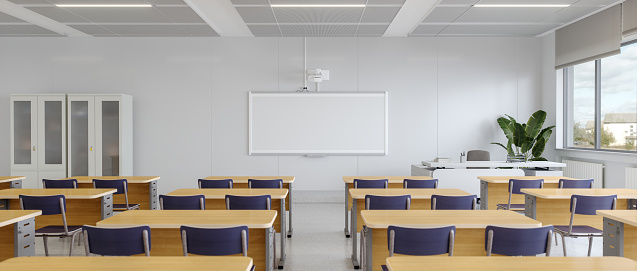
[180,225,248,256]
[92,179,128,195]
[160,194,205,210]
[365,195,411,210]
[570,194,617,215]
[43,179,78,189]
[198,179,233,189]
[466,150,490,161]
[20,194,70,233]
[403,179,438,189]
[485,225,554,256]
[82,225,151,256]
[354,179,388,189]
[248,179,283,189]
[387,225,456,256]
[431,195,477,210]
[559,179,594,189]
[225,195,271,210]
[508,179,544,195]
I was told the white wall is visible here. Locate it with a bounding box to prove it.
[541,33,637,188]
[0,37,543,194]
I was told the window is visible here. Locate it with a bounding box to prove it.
[565,42,637,152]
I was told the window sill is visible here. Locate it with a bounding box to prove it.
[555,148,637,157]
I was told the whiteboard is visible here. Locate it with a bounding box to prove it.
[249,92,388,155]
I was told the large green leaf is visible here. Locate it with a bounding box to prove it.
[530,157,548,161]
[531,136,546,157]
[538,126,555,142]
[506,140,514,156]
[497,117,514,141]
[512,122,525,148]
[521,136,534,154]
[525,110,547,139]
[491,142,507,150]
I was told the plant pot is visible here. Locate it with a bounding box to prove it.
[506,154,526,163]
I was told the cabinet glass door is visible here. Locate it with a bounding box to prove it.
[13,100,34,165]
[100,101,120,176]
[37,96,66,171]
[69,100,91,176]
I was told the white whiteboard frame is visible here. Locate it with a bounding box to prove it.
[249,91,388,156]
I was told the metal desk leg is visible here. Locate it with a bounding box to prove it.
[351,200,359,269]
[287,182,293,238]
[278,198,286,269]
[344,183,350,238]
[265,227,275,271]
[603,217,624,257]
[363,227,373,271]
[149,181,158,210]
[525,195,536,219]
[10,180,22,189]
[479,180,488,210]
[101,194,114,219]
[14,217,35,257]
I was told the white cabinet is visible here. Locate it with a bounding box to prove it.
[10,95,67,188]
[67,94,133,177]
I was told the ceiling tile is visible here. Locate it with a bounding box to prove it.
[538,5,602,23]
[0,11,26,23]
[421,6,470,23]
[7,0,51,4]
[274,7,363,23]
[367,0,406,5]
[0,25,28,35]
[280,24,357,37]
[99,24,189,36]
[236,7,277,23]
[477,0,579,4]
[438,0,479,5]
[57,7,172,23]
[231,0,270,5]
[410,24,447,35]
[271,0,366,4]
[439,24,560,36]
[68,24,116,35]
[247,24,282,37]
[571,0,618,6]
[179,24,219,36]
[155,7,205,23]
[10,24,58,34]
[360,7,400,23]
[355,24,389,35]
[456,7,565,23]
[26,7,90,23]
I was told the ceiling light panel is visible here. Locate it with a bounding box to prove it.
[235,7,277,23]
[421,6,470,23]
[274,7,363,23]
[359,7,401,23]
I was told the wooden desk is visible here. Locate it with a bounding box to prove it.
[97,210,276,271]
[348,188,470,268]
[361,210,541,271]
[385,256,637,271]
[167,188,288,269]
[597,210,637,261]
[204,176,294,238]
[0,256,254,271]
[0,210,41,262]
[342,176,433,238]
[0,188,115,227]
[478,176,573,210]
[68,176,159,210]
[0,177,25,190]
[522,188,637,229]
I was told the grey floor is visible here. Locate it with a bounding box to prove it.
[35,202,603,270]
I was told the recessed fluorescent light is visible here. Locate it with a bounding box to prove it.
[474,4,569,7]
[55,4,153,8]
[270,4,366,8]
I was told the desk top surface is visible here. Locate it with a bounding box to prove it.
[597,210,637,227]
[167,188,288,199]
[343,176,432,184]
[96,210,276,228]
[0,256,253,271]
[0,176,26,183]
[386,256,636,271]
[478,176,574,183]
[0,188,116,199]
[349,188,470,199]
[0,210,42,227]
[67,176,160,183]
[204,176,295,183]
[521,188,637,199]
[361,210,541,228]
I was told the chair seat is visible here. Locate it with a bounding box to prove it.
[381,265,389,271]
[495,203,525,210]
[554,225,603,235]
[36,225,82,236]
[113,203,140,210]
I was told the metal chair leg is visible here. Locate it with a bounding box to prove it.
[554,232,558,244]
[561,234,567,257]
[43,236,49,256]
[587,236,593,257]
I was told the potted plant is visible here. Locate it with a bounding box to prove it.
[491,110,555,162]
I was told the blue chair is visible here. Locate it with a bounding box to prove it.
[431,194,477,210]
[248,179,283,189]
[365,195,411,210]
[93,179,140,211]
[82,225,151,256]
[555,194,617,256]
[353,179,388,189]
[43,179,78,189]
[180,225,249,256]
[388,225,456,256]
[485,225,554,256]
[403,179,438,189]
[496,179,544,211]
[559,178,594,188]
[225,195,271,210]
[19,194,83,256]
[198,178,233,189]
[160,194,205,210]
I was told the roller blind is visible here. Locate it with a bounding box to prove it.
[624,0,637,37]
[555,5,621,70]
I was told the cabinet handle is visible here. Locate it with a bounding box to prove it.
[32,146,35,151]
